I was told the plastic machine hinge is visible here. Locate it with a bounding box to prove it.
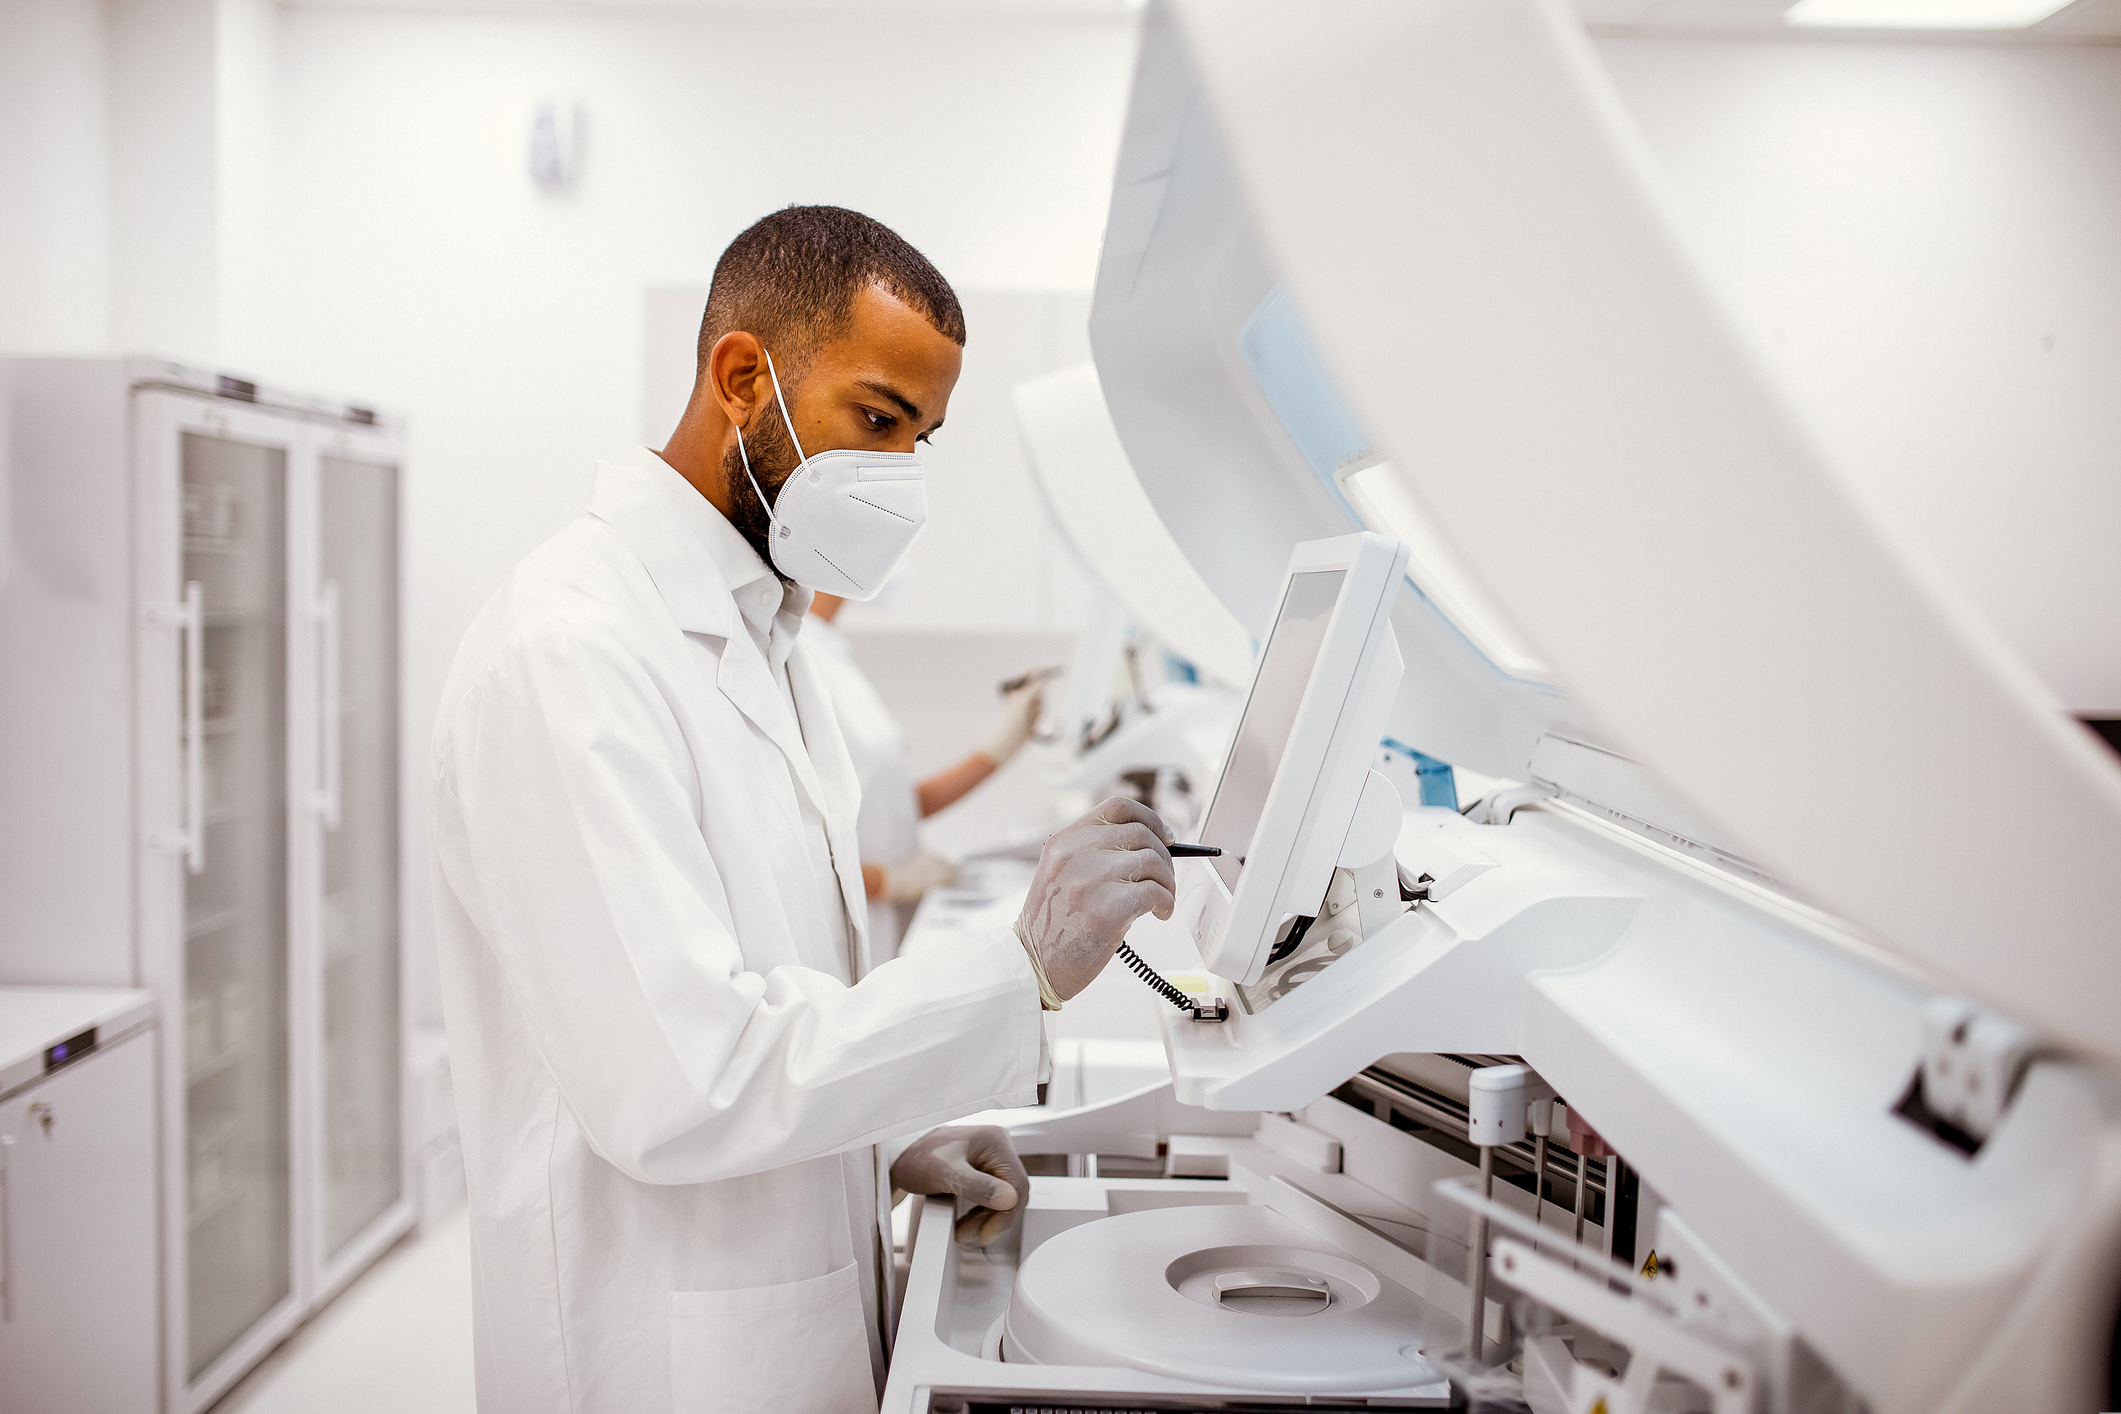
[1895,995,2038,1153]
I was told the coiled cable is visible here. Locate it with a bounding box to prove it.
[1117,941,1197,1012]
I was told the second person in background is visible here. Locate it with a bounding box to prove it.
[805,587,1047,962]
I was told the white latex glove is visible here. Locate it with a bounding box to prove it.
[978,678,1046,766]
[1012,797,1176,1002]
[889,1124,1032,1246]
[880,851,958,904]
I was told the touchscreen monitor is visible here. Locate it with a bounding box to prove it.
[1198,570,1347,889]
[1186,532,1408,986]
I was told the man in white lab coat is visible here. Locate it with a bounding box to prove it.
[431,206,1177,1414]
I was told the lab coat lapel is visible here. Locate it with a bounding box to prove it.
[788,641,874,978]
[711,632,832,825]
[583,459,833,824]
[585,460,736,642]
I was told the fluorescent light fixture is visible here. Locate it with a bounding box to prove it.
[1786,0,2071,27]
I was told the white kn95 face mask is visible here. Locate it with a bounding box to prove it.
[734,348,929,601]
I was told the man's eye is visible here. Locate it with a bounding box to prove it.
[864,410,891,431]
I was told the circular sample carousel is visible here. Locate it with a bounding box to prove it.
[1001,1203,1446,1397]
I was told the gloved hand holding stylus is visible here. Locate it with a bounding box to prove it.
[1012,797,1177,1002]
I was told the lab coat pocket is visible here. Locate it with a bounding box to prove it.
[669,1261,876,1414]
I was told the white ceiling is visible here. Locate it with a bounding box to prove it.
[1578,0,2121,36]
[278,0,2121,40]
[281,0,1145,13]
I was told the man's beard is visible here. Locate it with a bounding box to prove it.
[722,409,801,582]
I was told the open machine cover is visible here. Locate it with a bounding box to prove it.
[1014,363,1254,688]
[1093,0,2121,1061]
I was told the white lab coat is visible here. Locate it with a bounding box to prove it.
[431,451,1043,1414]
[803,616,922,964]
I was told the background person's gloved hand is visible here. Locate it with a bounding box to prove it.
[890,1125,1032,1246]
[978,677,1046,767]
[880,851,958,903]
[1013,797,1176,1001]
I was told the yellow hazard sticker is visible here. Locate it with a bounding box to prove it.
[1639,1249,1661,1280]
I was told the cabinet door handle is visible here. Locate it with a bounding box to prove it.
[144,582,206,872]
[2,1132,14,1323]
[316,580,342,830]
[182,580,206,873]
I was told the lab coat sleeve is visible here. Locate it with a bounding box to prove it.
[433,621,1045,1186]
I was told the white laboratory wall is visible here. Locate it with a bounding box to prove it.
[1595,36,2121,715]
[220,7,1137,1023]
[0,0,112,352]
[0,0,282,362]
[214,0,284,359]
[106,0,222,361]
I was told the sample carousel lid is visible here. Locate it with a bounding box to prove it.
[1003,1203,1447,1396]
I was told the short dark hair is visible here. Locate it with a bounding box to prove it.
[697,206,966,377]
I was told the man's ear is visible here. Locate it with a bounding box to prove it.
[705,331,768,431]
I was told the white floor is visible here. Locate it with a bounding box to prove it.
[213,1208,477,1414]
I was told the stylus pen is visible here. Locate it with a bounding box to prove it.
[998,665,1065,695]
[1167,844,1223,858]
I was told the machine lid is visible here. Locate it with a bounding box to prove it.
[1090,12,1591,789]
[1015,363,1255,688]
[1097,0,2121,1059]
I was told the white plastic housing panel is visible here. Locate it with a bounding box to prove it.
[1164,809,1640,1109]
[1161,0,2121,1061]
[1088,25,1581,787]
[1513,806,2121,1414]
[1014,363,1254,688]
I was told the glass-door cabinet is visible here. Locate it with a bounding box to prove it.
[134,387,410,1414]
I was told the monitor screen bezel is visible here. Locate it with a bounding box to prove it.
[1189,531,1408,986]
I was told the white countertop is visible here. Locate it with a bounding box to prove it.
[0,986,155,1092]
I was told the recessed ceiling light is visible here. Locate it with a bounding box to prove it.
[1785,0,2073,27]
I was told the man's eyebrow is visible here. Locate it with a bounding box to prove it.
[856,379,924,424]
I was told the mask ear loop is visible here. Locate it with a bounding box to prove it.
[733,346,807,515]
[762,348,809,464]
[733,421,773,515]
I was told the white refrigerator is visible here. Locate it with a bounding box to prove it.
[0,358,411,1413]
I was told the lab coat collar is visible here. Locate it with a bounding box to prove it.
[588,452,813,758]
[590,447,819,638]
[585,451,730,638]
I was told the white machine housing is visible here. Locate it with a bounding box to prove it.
[885,2,2121,1414]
